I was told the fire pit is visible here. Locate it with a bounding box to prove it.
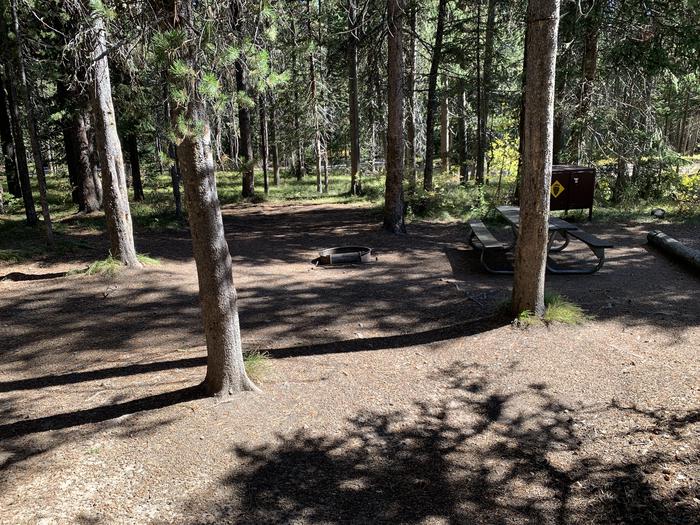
[314,246,373,265]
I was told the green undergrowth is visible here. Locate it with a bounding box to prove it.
[505,292,590,327]
[243,350,271,383]
[79,253,160,277]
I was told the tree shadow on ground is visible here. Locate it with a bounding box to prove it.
[207,363,697,525]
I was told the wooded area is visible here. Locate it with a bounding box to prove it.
[1,1,699,521]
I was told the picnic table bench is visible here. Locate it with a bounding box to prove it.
[466,206,613,275]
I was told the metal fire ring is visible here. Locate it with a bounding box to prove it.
[314,246,373,265]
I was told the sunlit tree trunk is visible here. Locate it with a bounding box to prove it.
[259,94,269,195]
[348,0,361,195]
[511,0,560,317]
[87,9,140,266]
[164,0,258,395]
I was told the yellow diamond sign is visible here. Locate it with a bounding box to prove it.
[550,180,565,198]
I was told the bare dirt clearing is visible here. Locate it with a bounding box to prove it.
[1,203,698,524]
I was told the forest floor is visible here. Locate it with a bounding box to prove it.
[0,202,698,524]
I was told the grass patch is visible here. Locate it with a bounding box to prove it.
[542,293,589,325]
[137,253,161,266]
[506,292,590,327]
[84,255,123,277]
[0,249,30,263]
[80,253,160,277]
[243,350,271,383]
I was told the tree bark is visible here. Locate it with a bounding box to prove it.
[258,94,269,195]
[10,0,52,242]
[511,0,560,318]
[477,0,497,184]
[0,68,20,198]
[569,0,600,163]
[269,98,280,186]
[74,105,101,212]
[348,0,361,195]
[128,133,144,201]
[0,15,36,225]
[613,157,632,204]
[236,64,255,197]
[440,74,449,172]
[405,2,417,191]
[384,0,406,233]
[456,80,469,183]
[165,0,258,396]
[88,10,140,267]
[422,0,447,190]
[307,0,323,194]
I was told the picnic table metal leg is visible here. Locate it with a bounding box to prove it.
[546,244,606,274]
[547,230,570,253]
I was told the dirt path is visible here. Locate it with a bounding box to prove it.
[0,203,698,524]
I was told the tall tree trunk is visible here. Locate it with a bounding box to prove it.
[75,104,101,212]
[128,133,144,201]
[236,63,254,197]
[165,0,258,396]
[570,0,600,163]
[10,0,54,247]
[440,74,449,172]
[0,16,36,224]
[477,0,497,184]
[456,80,469,183]
[0,68,20,198]
[513,22,530,204]
[88,10,140,267]
[384,0,406,233]
[307,0,323,193]
[422,0,447,190]
[258,94,269,195]
[511,0,560,318]
[269,98,280,186]
[348,0,361,195]
[10,0,53,244]
[231,0,254,197]
[405,2,417,191]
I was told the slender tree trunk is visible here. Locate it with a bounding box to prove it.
[477,0,497,184]
[128,133,144,201]
[11,0,53,244]
[87,120,103,206]
[440,74,449,173]
[0,68,20,198]
[456,80,468,183]
[405,2,417,191]
[88,10,140,266]
[570,0,600,163]
[236,64,255,197]
[269,98,280,186]
[0,20,36,224]
[511,0,560,318]
[75,105,101,212]
[258,94,269,195]
[422,0,447,190]
[165,0,258,396]
[307,0,323,193]
[514,22,529,204]
[384,0,406,233]
[348,0,361,195]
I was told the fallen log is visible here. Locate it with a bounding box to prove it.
[647,230,700,272]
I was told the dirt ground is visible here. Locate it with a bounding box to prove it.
[0,203,698,525]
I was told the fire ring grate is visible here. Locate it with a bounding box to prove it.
[313,246,373,265]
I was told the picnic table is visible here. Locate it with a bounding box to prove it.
[466,206,613,274]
